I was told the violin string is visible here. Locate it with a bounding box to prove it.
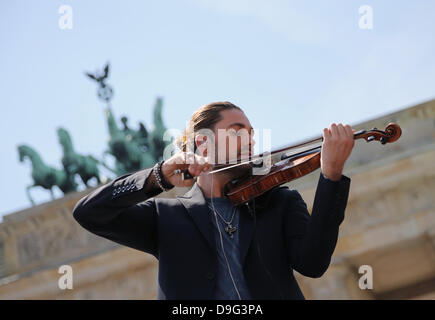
[204,124,374,173]
[187,125,382,178]
[202,143,323,176]
[212,137,323,170]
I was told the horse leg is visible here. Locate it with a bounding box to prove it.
[26,185,36,206]
[81,175,90,188]
[90,161,102,184]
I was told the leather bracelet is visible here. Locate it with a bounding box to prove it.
[153,161,174,192]
[158,160,174,189]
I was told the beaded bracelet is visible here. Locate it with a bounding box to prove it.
[153,161,174,192]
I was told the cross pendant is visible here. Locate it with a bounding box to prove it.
[225,225,237,238]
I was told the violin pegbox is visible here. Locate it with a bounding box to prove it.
[357,122,402,145]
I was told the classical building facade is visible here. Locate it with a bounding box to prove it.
[0,100,434,299]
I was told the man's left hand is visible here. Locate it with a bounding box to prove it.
[321,123,355,181]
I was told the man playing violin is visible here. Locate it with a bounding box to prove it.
[73,101,354,299]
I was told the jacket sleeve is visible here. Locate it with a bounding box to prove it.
[283,173,351,278]
[72,168,162,258]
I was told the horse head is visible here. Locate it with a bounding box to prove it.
[57,127,74,153]
[18,144,35,163]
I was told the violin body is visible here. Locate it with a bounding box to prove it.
[225,150,321,206]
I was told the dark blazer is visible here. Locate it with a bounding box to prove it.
[72,167,351,300]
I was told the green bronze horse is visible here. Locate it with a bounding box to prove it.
[17,145,77,205]
[57,127,101,187]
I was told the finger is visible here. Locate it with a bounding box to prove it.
[188,163,202,176]
[189,159,212,176]
[330,123,338,138]
[187,165,197,176]
[200,163,212,173]
[344,124,354,139]
[337,123,347,138]
[323,128,331,141]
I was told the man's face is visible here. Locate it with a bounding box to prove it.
[196,108,255,167]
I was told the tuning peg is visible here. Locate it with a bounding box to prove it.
[367,136,375,142]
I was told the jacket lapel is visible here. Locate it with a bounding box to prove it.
[177,183,216,251]
[177,183,257,268]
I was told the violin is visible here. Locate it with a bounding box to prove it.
[182,123,402,206]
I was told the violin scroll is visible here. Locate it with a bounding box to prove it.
[355,122,402,145]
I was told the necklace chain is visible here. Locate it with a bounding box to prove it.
[208,203,238,238]
[208,204,236,225]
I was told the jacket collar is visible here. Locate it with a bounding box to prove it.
[177,183,215,251]
[176,182,256,267]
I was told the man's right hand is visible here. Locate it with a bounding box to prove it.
[161,152,212,188]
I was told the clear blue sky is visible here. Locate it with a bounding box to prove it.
[1,0,434,220]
